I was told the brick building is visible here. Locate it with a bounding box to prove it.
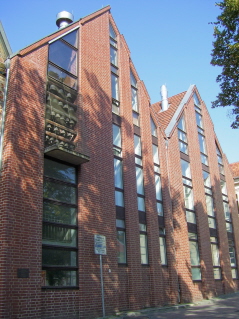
[0,6,239,319]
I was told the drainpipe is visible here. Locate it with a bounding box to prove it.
[0,58,11,175]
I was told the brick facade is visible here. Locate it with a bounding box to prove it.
[0,6,238,319]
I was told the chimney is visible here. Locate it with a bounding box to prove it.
[56,11,74,29]
[160,84,169,111]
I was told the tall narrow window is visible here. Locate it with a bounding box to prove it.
[189,233,201,280]
[42,158,78,287]
[216,143,224,175]
[210,236,221,279]
[159,228,167,265]
[203,171,216,229]
[229,239,238,279]
[131,71,139,126]
[139,223,148,265]
[113,124,124,207]
[110,23,120,115]
[134,135,145,211]
[116,219,127,264]
[150,117,157,137]
[177,116,188,154]
[181,159,196,224]
[153,145,163,216]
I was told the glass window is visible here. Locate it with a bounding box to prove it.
[114,158,123,189]
[201,154,208,166]
[229,245,236,267]
[186,211,196,224]
[111,73,119,100]
[49,40,77,75]
[62,30,78,47]
[134,135,142,156]
[198,133,207,154]
[117,230,127,263]
[152,145,160,165]
[131,87,138,111]
[211,244,220,266]
[43,202,77,225]
[130,71,137,87]
[178,130,187,142]
[223,202,231,221]
[136,167,144,195]
[226,222,233,233]
[42,248,77,266]
[42,224,76,247]
[44,158,76,183]
[115,190,124,207]
[196,112,203,128]
[150,117,157,137]
[178,116,186,132]
[43,270,77,287]
[221,180,227,195]
[194,93,200,106]
[232,268,238,279]
[140,234,148,264]
[179,141,188,154]
[43,180,76,204]
[155,174,162,201]
[137,196,145,212]
[208,217,217,229]
[183,186,194,210]
[206,195,214,216]
[159,237,167,265]
[48,64,77,89]
[191,267,202,280]
[213,268,221,280]
[110,46,117,66]
[133,111,140,126]
[157,202,164,216]
[189,235,201,280]
[181,159,191,179]
[109,23,117,40]
[203,171,211,188]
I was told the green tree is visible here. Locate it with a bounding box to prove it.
[211,0,239,128]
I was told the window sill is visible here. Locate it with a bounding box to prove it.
[42,286,79,290]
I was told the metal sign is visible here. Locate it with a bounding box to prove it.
[94,234,107,255]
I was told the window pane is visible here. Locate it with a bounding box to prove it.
[113,124,121,148]
[191,267,201,280]
[208,217,217,229]
[201,154,208,165]
[213,268,221,279]
[152,145,160,165]
[137,196,145,212]
[116,219,125,228]
[44,158,76,183]
[43,269,77,287]
[131,87,138,111]
[186,211,196,224]
[140,234,148,264]
[184,186,194,210]
[226,222,233,233]
[203,171,211,187]
[189,241,200,266]
[194,93,200,106]
[62,30,78,47]
[150,117,157,137]
[42,224,76,247]
[134,135,142,156]
[196,112,203,128]
[133,111,140,126]
[223,202,231,221]
[139,223,147,232]
[181,159,191,179]
[42,248,77,266]
[206,195,214,216]
[232,268,238,279]
[179,141,188,154]
[178,116,186,131]
[48,64,77,89]
[111,73,119,100]
[211,244,220,266]
[221,180,227,195]
[110,46,117,66]
[198,133,207,154]
[135,157,142,165]
[43,181,76,204]
[114,158,123,189]
[49,40,77,75]
[109,23,117,40]
[136,167,144,195]
[155,174,162,201]
[130,71,137,87]
[117,230,127,263]
[115,190,124,207]
[43,202,77,225]
[229,246,236,266]
[178,130,187,142]
[159,237,167,265]
[157,202,164,216]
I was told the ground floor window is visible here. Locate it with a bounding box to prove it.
[42,157,78,287]
[188,232,201,281]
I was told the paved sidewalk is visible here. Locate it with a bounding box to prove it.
[110,292,239,319]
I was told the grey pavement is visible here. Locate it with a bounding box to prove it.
[109,292,239,319]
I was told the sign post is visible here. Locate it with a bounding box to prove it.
[94,234,107,317]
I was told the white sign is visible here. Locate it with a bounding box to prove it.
[94,234,107,255]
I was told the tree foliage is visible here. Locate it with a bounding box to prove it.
[211,0,239,128]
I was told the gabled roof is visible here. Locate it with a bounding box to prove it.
[229,162,239,178]
[151,84,196,137]
[152,91,186,131]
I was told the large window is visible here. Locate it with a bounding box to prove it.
[116,219,127,264]
[177,116,188,154]
[210,237,221,279]
[134,135,145,211]
[131,71,140,126]
[113,124,124,207]
[110,23,120,115]
[189,233,201,280]
[42,158,78,287]
[139,224,148,265]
